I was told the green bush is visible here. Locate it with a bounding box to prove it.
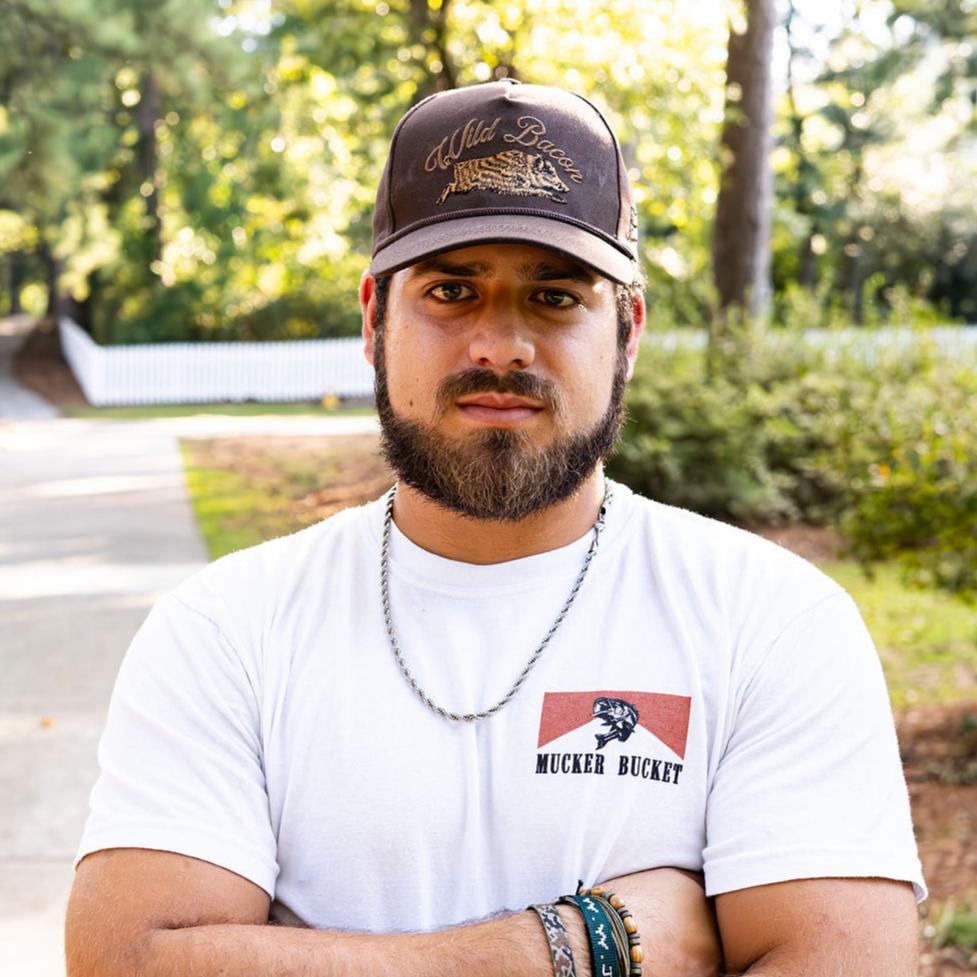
[611,346,795,524]
[611,328,867,525]
[610,324,977,600]
[839,342,977,598]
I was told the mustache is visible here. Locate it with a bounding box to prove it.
[435,368,563,416]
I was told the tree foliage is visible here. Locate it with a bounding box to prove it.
[772,1,977,325]
[1,0,976,340]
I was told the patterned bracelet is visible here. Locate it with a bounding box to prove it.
[530,903,577,977]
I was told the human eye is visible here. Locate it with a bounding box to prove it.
[533,288,580,309]
[427,282,476,303]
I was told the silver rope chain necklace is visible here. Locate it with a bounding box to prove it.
[379,484,613,722]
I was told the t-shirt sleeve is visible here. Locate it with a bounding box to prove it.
[75,592,278,897]
[703,591,926,902]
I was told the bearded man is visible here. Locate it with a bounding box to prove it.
[66,80,925,977]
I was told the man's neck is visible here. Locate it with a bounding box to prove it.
[389,469,608,564]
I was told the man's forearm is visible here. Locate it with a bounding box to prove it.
[143,910,554,977]
[128,870,719,977]
[721,931,919,977]
[140,908,692,977]
[730,953,919,977]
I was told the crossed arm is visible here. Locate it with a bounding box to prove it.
[65,848,918,977]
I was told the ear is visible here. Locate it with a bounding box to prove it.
[624,290,646,382]
[360,270,378,366]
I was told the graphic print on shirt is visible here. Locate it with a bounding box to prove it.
[535,690,691,786]
[592,696,639,749]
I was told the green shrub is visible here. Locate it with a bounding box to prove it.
[612,345,802,524]
[611,327,870,525]
[840,349,977,598]
[610,324,977,600]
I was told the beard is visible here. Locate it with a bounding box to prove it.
[373,328,628,522]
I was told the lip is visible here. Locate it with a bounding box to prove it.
[455,394,545,425]
[455,394,545,410]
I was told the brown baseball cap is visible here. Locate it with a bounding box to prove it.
[369,79,639,285]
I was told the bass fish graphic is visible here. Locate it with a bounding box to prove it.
[592,696,639,750]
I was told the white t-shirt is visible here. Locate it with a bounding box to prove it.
[77,481,926,931]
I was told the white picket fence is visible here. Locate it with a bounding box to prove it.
[58,318,375,407]
[651,324,977,356]
[59,317,977,408]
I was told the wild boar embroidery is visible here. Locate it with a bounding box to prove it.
[436,150,571,205]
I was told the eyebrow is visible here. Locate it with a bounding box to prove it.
[406,257,597,284]
[518,261,597,285]
[406,258,492,278]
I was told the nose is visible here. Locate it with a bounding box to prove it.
[466,308,536,371]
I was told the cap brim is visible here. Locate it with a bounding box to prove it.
[369,214,636,285]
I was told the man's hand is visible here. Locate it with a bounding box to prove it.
[66,849,720,977]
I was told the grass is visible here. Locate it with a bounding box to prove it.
[63,400,376,419]
[823,561,977,709]
[182,460,287,557]
[181,434,391,560]
[933,903,977,952]
[180,434,977,712]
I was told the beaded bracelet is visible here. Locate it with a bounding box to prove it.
[530,902,577,977]
[578,885,644,977]
[559,893,623,977]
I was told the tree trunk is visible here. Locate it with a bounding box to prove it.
[69,272,96,331]
[798,233,817,291]
[40,240,62,320]
[845,234,864,325]
[409,0,458,102]
[712,0,777,319]
[137,69,162,267]
[9,251,24,314]
[784,0,817,294]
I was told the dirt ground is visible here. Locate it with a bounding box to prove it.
[191,434,392,522]
[898,704,977,972]
[14,322,977,971]
[11,318,89,407]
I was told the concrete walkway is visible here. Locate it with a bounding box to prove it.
[0,416,210,977]
[0,311,216,976]
[0,318,378,976]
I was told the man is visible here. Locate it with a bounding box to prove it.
[66,80,925,976]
